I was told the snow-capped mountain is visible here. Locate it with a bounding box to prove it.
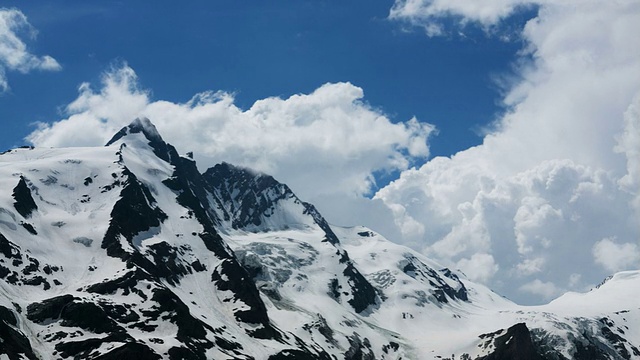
[0,118,638,359]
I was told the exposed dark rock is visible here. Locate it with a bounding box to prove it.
[28,295,126,335]
[100,302,140,324]
[141,288,214,358]
[382,342,400,354]
[204,163,379,314]
[27,295,146,358]
[23,276,50,290]
[158,146,235,261]
[102,167,167,259]
[21,257,39,275]
[268,349,331,360]
[599,317,634,360]
[86,268,149,300]
[20,222,37,235]
[42,265,60,275]
[26,294,76,323]
[93,342,161,360]
[163,159,217,229]
[167,346,208,360]
[191,259,206,272]
[146,241,192,286]
[4,270,19,284]
[357,231,374,237]
[0,305,17,326]
[198,231,233,261]
[0,232,22,260]
[58,302,127,335]
[0,304,38,360]
[12,177,38,218]
[301,202,341,245]
[214,336,244,352]
[203,162,340,246]
[328,278,341,301]
[303,314,337,346]
[400,254,468,303]
[345,333,375,360]
[107,122,282,348]
[211,258,280,340]
[343,262,379,314]
[0,264,11,279]
[478,323,544,360]
[203,162,287,229]
[55,335,130,359]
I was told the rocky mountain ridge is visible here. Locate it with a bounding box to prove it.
[0,118,638,359]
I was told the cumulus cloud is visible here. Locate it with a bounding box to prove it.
[456,253,499,283]
[593,238,640,273]
[380,0,640,304]
[27,64,435,207]
[519,279,560,301]
[0,8,61,92]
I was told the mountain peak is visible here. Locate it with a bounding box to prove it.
[106,117,178,163]
[105,117,163,147]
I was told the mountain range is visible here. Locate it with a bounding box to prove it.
[0,118,638,359]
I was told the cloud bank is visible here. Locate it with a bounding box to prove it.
[27,65,435,205]
[0,8,61,92]
[382,0,640,303]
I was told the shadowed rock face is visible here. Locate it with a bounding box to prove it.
[203,162,291,230]
[479,323,544,360]
[400,254,469,304]
[104,120,281,340]
[102,167,168,260]
[202,162,380,314]
[12,177,38,219]
[478,322,631,360]
[202,162,341,245]
[0,304,38,360]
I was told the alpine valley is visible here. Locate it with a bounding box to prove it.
[0,118,638,360]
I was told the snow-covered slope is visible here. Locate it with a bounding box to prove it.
[0,118,638,360]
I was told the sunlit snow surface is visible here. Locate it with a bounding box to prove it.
[0,129,638,359]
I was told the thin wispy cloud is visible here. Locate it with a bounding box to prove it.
[0,8,61,92]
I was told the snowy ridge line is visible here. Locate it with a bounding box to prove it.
[0,118,637,359]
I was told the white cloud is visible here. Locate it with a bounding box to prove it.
[519,279,560,301]
[379,0,640,304]
[516,257,545,276]
[26,65,435,206]
[592,238,640,273]
[456,253,499,283]
[0,8,61,91]
[615,93,640,213]
[389,0,535,36]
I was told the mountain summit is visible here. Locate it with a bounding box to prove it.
[0,119,638,359]
[106,117,164,146]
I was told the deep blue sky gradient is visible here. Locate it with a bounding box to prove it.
[1,1,530,163]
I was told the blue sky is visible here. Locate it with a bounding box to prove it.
[1,1,524,159]
[1,1,638,305]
